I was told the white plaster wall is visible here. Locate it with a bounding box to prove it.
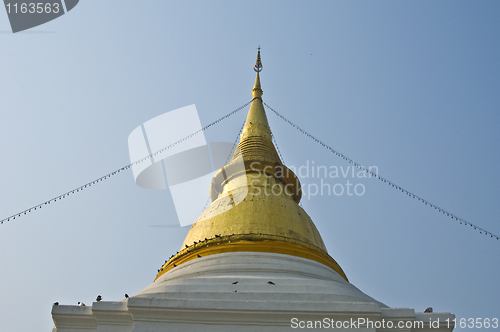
[52,252,454,332]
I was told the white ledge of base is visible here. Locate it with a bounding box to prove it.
[51,304,97,331]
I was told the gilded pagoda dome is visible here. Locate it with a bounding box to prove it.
[156,49,347,282]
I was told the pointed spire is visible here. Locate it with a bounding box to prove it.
[252,46,263,97]
[219,47,302,202]
[235,47,275,152]
[254,46,263,72]
[209,47,303,203]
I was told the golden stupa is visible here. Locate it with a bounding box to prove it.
[51,50,455,332]
[155,49,347,281]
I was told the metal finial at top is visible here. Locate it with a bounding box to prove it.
[254,46,263,72]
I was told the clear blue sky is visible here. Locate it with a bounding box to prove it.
[1,1,499,331]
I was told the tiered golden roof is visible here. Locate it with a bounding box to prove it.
[155,50,347,281]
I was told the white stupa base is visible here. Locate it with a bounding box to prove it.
[52,252,454,332]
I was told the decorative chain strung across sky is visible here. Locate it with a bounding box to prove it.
[0,100,252,226]
[263,101,499,241]
[1,99,497,242]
